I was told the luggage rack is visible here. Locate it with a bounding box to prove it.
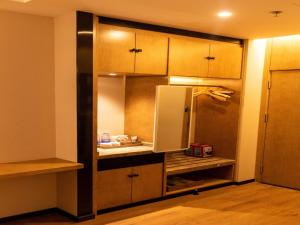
[165,151,235,195]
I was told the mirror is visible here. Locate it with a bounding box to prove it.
[153,86,193,152]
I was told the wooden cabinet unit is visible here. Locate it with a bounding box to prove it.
[135,32,169,75]
[96,24,136,74]
[96,167,132,210]
[97,153,164,211]
[168,37,243,79]
[208,41,243,79]
[96,24,169,75]
[131,164,163,202]
[270,36,300,70]
[168,37,210,77]
[96,22,243,78]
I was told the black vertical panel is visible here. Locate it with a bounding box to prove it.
[76,11,94,218]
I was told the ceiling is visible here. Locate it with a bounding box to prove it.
[1,0,300,39]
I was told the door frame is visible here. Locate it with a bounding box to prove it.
[255,39,273,181]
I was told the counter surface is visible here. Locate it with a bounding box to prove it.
[97,145,154,159]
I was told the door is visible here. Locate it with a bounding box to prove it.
[168,37,209,77]
[153,86,193,152]
[96,24,135,74]
[135,32,169,75]
[96,167,132,210]
[208,41,243,79]
[262,70,300,189]
[131,163,163,202]
[270,36,300,70]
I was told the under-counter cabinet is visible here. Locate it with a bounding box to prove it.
[96,154,164,211]
[96,24,168,75]
[168,37,243,79]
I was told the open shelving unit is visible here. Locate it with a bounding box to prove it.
[165,151,235,195]
[0,158,84,180]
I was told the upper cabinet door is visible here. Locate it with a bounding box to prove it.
[168,37,210,77]
[208,42,243,79]
[135,32,169,75]
[96,24,135,74]
[270,36,300,70]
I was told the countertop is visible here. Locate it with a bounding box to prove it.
[97,145,154,159]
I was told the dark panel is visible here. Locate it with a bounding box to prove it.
[76,11,94,217]
[98,153,164,171]
[98,16,243,45]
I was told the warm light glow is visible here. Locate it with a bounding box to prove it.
[108,73,117,76]
[273,34,300,41]
[217,11,233,18]
[108,30,126,39]
[10,0,32,3]
[169,76,204,85]
[77,31,93,35]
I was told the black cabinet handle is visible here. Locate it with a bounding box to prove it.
[135,49,143,53]
[128,174,139,178]
[129,48,136,53]
[205,56,216,60]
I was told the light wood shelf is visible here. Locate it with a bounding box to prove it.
[166,178,232,195]
[166,152,235,176]
[0,158,84,180]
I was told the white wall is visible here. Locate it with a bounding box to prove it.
[98,77,125,136]
[54,11,78,216]
[0,175,57,218]
[235,39,266,182]
[54,11,77,162]
[0,10,56,218]
[0,10,79,218]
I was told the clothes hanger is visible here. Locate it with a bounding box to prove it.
[192,86,234,102]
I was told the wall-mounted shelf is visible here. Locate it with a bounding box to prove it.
[0,158,84,180]
[166,152,235,176]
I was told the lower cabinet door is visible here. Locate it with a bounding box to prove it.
[97,167,132,210]
[131,163,163,203]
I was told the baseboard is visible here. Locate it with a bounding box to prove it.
[0,208,56,224]
[0,208,95,224]
[73,212,95,222]
[235,179,255,185]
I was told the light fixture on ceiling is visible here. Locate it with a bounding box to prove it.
[217,11,233,18]
[269,10,283,17]
[108,73,117,76]
[10,0,32,3]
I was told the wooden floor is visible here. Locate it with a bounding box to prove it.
[3,182,300,225]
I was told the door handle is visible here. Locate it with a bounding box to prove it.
[129,48,136,53]
[135,49,143,53]
[128,174,139,178]
[205,56,216,60]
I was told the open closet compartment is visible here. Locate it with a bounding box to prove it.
[164,79,242,195]
[97,75,168,154]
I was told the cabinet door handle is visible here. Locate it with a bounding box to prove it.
[205,56,216,60]
[129,48,136,53]
[128,174,139,178]
[135,49,143,53]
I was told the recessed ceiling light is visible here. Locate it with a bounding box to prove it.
[269,10,283,17]
[10,0,32,3]
[217,11,233,18]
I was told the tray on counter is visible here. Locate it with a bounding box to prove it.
[98,142,143,149]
